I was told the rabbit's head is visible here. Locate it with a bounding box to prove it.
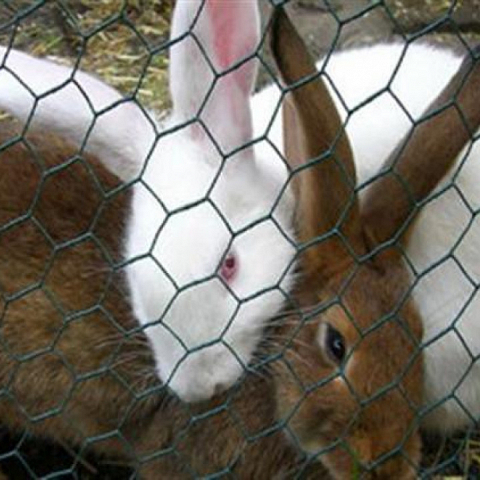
[269,9,427,478]
[125,0,296,402]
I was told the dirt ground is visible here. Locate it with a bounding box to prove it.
[287,0,480,49]
[257,0,480,85]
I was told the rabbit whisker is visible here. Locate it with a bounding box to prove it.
[260,339,314,370]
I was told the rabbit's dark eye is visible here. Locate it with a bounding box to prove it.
[324,324,346,364]
[219,252,237,282]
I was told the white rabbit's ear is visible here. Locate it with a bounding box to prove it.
[169,0,260,155]
[0,46,154,181]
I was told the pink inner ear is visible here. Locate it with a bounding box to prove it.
[206,0,257,95]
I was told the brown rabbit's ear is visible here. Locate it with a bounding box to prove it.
[271,8,366,280]
[362,47,480,248]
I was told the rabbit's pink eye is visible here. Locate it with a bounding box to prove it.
[220,253,237,282]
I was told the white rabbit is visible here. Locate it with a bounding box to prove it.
[0,0,297,403]
[0,0,478,428]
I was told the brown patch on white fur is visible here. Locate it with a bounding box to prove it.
[268,7,480,479]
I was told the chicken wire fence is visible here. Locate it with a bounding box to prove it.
[0,0,479,478]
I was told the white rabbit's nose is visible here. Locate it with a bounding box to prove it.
[179,387,213,403]
[163,346,245,403]
[174,378,221,403]
[214,382,228,396]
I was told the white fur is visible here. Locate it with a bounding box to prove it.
[0,6,478,422]
[123,0,299,402]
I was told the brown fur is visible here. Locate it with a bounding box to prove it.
[271,7,366,284]
[274,259,422,479]
[0,125,162,453]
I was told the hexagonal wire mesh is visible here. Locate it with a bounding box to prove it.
[0,0,479,478]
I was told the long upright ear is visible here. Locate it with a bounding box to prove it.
[362,47,480,247]
[271,8,365,280]
[0,46,153,182]
[169,0,260,155]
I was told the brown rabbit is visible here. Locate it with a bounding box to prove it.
[1,7,480,480]
[0,124,161,460]
[266,9,480,480]
[268,8,480,478]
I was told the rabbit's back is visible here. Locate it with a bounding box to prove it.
[0,126,129,310]
[0,127,162,450]
[408,140,480,430]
